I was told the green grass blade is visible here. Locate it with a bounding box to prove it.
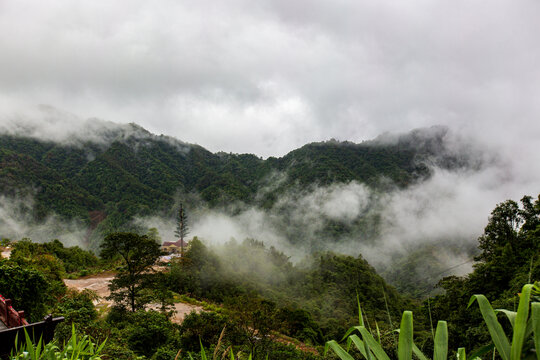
[412,343,429,360]
[358,291,365,327]
[348,334,369,359]
[325,340,355,360]
[342,326,364,341]
[496,309,517,328]
[532,302,540,360]
[457,348,466,360]
[468,343,495,360]
[383,290,397,347]
[359,326,392,360]
[199,338,208,360]
[398,311,413,360]
[35,334,43,359]
[511,284,533,360]
[469,294,511,360]
[433,321,448,360]
[24,329,36,359]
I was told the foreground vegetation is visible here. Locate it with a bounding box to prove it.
[326,282,540,360]
[1,193,539,359]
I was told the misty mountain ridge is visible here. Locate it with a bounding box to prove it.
[0,114,488,241]
[0,114,496,295]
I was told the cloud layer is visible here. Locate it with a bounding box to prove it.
[0,0,539,158]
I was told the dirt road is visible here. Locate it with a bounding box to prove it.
[64,274,203,324]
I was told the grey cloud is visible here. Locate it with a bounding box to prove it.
[0,0,539,277]
[1,1,539,158]
[0,195,88,247]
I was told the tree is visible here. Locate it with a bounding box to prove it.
[100,232,162,312]
[477,199,521,263]
[174,204,189,256]
[0,263,50,322]
[226,295,278,358]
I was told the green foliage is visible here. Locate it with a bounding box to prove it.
[327,283,540,360]
[179,312,239,352]
[175,204,189,246]
[429,195,540,352]
[0,126,467,248]
[0,262,50,322]
[53,289,99,342]
[11,325,106,360]
[325,307,447,360]
[100,232,162,311]
[123,310,177,358]
[10,238,100,275]
[468,283,540,360]
[167,237,409,344]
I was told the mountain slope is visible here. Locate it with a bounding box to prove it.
[0,122,481,246]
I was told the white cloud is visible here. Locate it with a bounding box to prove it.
[0,0,538,159]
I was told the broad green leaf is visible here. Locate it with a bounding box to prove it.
[325,340,355,360]
[412,343,429,360]
[342,326,364,341]
[468,343,495,360]
[347,334,369,359]
[469,294,511,360]
[359,326,392,360]
[532,302,540,360]
[496,309,517,328]
[511,284,533,360]
[434,321,448,360]
[398,311,413,360]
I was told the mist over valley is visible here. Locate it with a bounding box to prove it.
[1,107,536,296]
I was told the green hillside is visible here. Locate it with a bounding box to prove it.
[0,124,477,247]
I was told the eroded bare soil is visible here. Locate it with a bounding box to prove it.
[64,274,203,324]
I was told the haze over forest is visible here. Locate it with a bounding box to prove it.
[1,106,538,296]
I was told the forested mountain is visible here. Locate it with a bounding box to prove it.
[2,121,539,359]
[0,122,479,248]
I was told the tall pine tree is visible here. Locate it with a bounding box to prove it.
[174,204,189,256]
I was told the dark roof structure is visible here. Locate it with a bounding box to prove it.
[0,295,64,356]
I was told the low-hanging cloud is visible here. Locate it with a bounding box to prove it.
[0,195,88,247]
[130,124,539,286]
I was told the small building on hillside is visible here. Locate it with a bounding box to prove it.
[161,239,190,255]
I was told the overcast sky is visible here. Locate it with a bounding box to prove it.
[0,0,539,158]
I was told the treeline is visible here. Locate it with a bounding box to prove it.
[0,234,412,358]
[0,125,473,248]
[429,194,540,352]
[1,193,538,359]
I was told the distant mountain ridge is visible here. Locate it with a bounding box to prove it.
[0,120,483,246]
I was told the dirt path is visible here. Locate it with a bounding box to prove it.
[64,273,114,301]
[64,274,203,324]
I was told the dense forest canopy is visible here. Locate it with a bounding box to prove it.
[1,193,538,359]
[0,122,538,359]
[0,123,524,298]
